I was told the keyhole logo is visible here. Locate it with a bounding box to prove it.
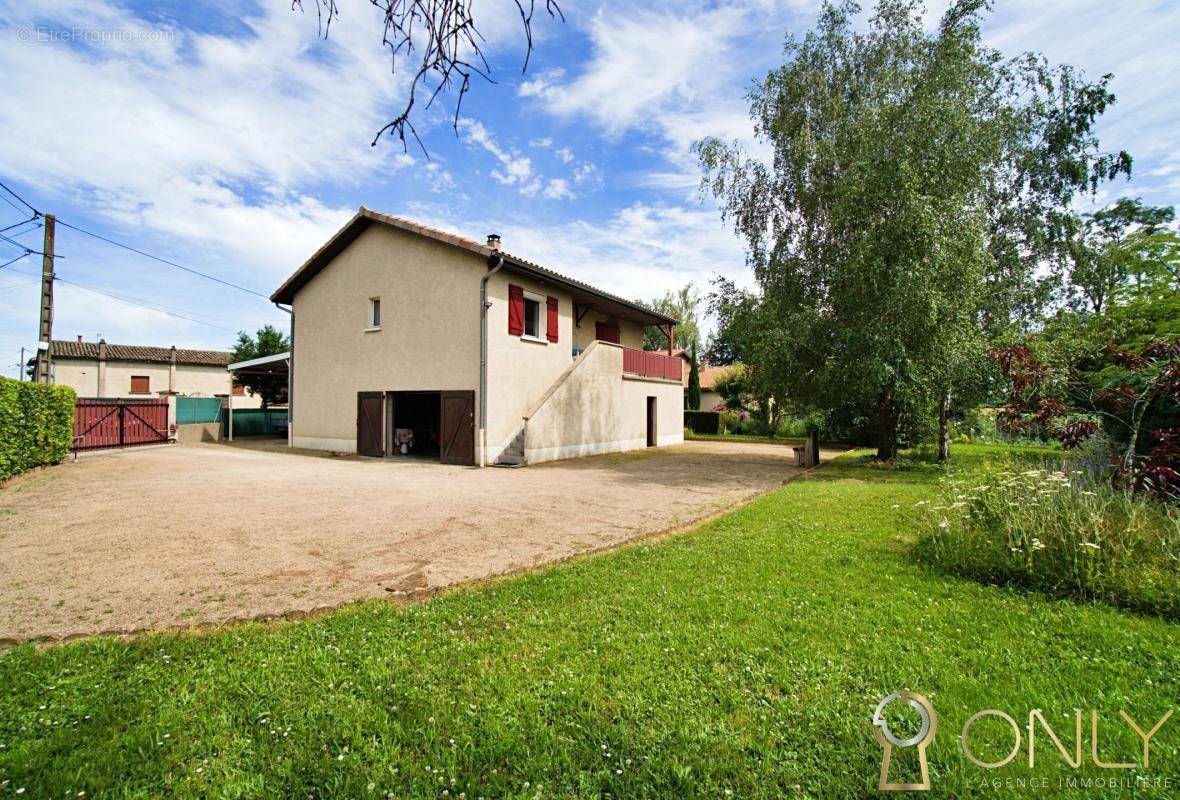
[873,690,938,791]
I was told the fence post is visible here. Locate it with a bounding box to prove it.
[166,395,177,441]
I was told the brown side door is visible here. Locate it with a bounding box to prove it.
[356,391,384,457]
[440,390,475,465]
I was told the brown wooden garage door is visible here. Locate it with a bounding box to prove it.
[356,391,384,457]
[440,390,474,465]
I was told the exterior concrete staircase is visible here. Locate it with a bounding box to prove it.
[494,430,526,466]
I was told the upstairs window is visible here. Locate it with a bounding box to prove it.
[367,297,381,330]
[130,375,150,394]
[523,297,540,338]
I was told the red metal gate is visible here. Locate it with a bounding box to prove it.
[73,398,170,452]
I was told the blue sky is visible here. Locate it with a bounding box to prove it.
[1,0,1178,378]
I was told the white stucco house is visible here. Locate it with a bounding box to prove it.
[45,337,259,405]
[270,208,685,466]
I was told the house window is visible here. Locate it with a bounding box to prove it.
[367,297,381,330]
[130,375,150,394]
[523,297,541,338]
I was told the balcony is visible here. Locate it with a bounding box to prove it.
[621,347,683,381]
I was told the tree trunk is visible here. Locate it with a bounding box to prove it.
[876,391,898,461]
[937,393,950,463]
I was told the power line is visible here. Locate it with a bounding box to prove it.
[0,252,32,271]
[0,231,49,256]
[0,276,41,296]
[0,192,27,216]
[0,217,40,235]
[0,180,40,216]
[55,276,241,334]
[56,219,270,299]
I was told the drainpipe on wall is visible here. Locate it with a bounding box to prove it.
[479,244,504,467]
[274,302,293,447]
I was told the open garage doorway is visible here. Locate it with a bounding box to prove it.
[388,391,441,460]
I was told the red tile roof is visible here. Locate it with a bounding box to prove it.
[51,340,231,367]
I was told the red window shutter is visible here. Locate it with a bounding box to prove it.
[546,296,559,342]
[508,284,524,335]
[595,321,620,344]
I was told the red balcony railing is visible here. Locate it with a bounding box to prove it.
[621,347,683,381]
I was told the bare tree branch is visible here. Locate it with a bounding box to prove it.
[292,0,564,154]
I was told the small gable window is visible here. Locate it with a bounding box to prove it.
[367,297,381,330]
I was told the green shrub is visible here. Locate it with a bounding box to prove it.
[0,377,76,480]
[913,448,1180,619]
[720,410,762,436]
[684,410,721,435]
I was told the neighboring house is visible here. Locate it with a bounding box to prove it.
[675,349,732,411]
[44,337,260,405]
[270,208,685,466]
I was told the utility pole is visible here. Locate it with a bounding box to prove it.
[34,214,54,383]
[18,346,26,381]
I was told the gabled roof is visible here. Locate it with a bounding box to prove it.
[52,340,231,367]
[698,363,738,391]
[270,208,679,327]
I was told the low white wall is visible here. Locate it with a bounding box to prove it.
[523,341,683,464]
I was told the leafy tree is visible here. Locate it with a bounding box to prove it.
[231,325,291,408]
[642,282,703,352]
[712,367,750,413]
[687,344,701,411]
[1067,198,1175,313]
[698,0,1130,460]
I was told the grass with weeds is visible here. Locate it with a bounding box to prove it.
[0,444,1177,798]
[913,454,1180,619]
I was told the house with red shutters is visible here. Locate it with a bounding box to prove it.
[270,208,684,466]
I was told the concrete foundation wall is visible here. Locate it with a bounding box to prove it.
[175,421,222,443]
[523,341,683,464]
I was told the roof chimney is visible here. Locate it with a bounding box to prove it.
[76,335,82,344]
[486,234,501,251]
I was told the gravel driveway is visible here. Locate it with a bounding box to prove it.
[0,439,831,642]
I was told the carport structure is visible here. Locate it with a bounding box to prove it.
[226,351,290,443]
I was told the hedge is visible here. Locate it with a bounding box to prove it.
[684,410,721,435]
[0,376,76,481]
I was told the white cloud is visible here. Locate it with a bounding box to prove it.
[543,178,574,200]
[517,68,565,98]
[572,162,599,184]
[527,3,794,193]
[0,0,414,284]
[554,146,575,164]
[461,119,536,188]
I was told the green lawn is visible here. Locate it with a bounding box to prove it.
[1,445,1177,798]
